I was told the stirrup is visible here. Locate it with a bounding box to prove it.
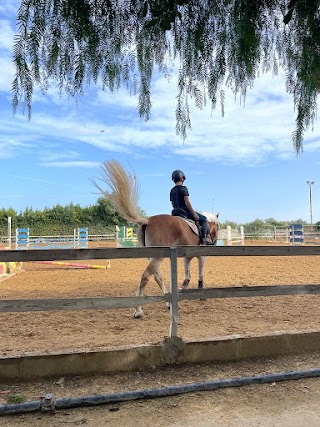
[201,237,215,245]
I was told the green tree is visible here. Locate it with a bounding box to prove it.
[220,220,238,229]
[264,217,287,227]
[12,0,320,152]
[289,218,306,224]
[245,218,267,237]
[93,197,123,225]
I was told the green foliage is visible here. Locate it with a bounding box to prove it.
[7,394,26,404]
[0,199,133,237]
[220,220,238,229]
[243,218,266,236]
[264,217,288,227]
[12,0,320,152]
[239,217,309,239]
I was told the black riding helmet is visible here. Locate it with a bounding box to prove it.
[172,170,186,182]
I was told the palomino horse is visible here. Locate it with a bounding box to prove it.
[94,160,219,318]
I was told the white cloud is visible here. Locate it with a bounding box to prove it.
[39,161,100,168]
[0,56,14,92]
[39,151,80,162]
[0,19,15,51]
[1,68,318,167]
[0,19,15,92]
[0,1,20,19]
[8,174,52,184]
[95,87,138,109]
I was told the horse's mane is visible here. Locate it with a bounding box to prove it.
[92,160,148,225]
[201,212,219,224]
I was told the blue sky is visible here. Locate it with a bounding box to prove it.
[1,1,320,224]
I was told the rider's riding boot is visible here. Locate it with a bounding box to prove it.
[200,220,215,245]
[202,235,215,245]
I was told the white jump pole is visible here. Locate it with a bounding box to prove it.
[227,225,245,246]
[115,225,120,246]
[7,217,12,250]
[227,226,232,246]
[240,225,245,246]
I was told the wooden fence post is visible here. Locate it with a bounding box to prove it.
[169,247,179,338]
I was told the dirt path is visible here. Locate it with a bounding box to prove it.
[0,353,320,426]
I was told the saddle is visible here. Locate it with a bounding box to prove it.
[171,209,201,236]
[171,209,215,245]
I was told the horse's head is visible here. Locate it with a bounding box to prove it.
[203,212,220,245]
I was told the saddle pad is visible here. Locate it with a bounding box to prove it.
[177,217,199,235]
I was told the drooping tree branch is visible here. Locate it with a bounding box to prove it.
[12,0,320,152]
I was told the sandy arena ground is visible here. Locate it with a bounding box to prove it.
[1,240,320,425]
[0,240,320,356]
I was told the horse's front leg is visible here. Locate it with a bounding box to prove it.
[179,257,193,290]
[134,258,163,318]
[197,256,207,288]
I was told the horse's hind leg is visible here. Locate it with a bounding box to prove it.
[198,256,207,288]
[154,268,169,309]
[134,258,164,318]
[180,257,192,290]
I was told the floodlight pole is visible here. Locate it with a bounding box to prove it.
[306,180,315,228]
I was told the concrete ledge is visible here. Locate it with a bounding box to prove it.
[1,330,320,380]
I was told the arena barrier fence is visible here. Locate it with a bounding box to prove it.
[1,245,320,339]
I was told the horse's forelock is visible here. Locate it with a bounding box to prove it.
[201,211,219,224]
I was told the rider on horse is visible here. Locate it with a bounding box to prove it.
[170,170,215,245]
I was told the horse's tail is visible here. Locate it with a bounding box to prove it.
[92,160,148,225]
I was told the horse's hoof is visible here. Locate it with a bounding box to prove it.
[180,279,190,291]
[134,310,144,319]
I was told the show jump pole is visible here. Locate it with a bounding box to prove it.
[32,261,111,269]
